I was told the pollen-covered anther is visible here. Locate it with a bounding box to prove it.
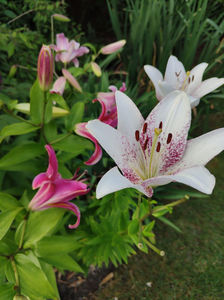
[143,122,148,134]
[135,130,140,141]
[167,133,172,144]
[192,75,194,81]
[156,142,161,152]
[159,121,163,129]
[154,128,162,136]
[143,138,149,151]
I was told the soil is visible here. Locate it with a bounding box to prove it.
[57,264,115,300]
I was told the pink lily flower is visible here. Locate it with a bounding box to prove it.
[53,33,89,66]
[87,90,224,198]
[75,83,126,165]
[144,55,224,108]
[29,145,89,229]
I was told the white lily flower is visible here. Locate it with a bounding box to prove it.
[87,91,224,198]
[144,55,224,108]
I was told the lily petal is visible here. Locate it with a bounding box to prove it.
[143,166,215,194]
[164,55,186,89]
[144,65,163,100]
[192,77,224,98]
[50,202,81,229]
[146,91,191,173]
[75,122,102,165]
[186,62,208,94]
[32,172,48,189]
[29,182,55,210]
[96,167,152,198]
[115,91,144,144]
[46,178,89,205]
[86,120,126,168]
[173,128,224,170]
[45,145,58,180]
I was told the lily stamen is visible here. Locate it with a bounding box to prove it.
[181,71,191,90]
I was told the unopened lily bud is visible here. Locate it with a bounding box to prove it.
[52,106,69,118]
[62,69,82,93]
[52,13,70,22]
[15,103,30,114]
[37,45,54,91]
[91,62,102,77]
[13,295,29,300]
[101,40,126,55]
[50,76,66,95]
[8,65,17,78]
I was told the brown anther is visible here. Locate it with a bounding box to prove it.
[192,75,194,81]
[135,130,140,141]
[159,121,163,129]
[167,133,172,144]
[188,77,191,84]
[143,122,148,134]
[143,138,149,151]
[156,142,161,152]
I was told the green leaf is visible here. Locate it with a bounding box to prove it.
[15,253,57,299]
[0,192,20,211]
[44,96,53,123]
[36,235,81,256]
[158,216,182,233]
[128,219,139,235]
[143,221,155,237]
[54,135,93,156]
[0,122,39,143]
[24,209,64,248]
[48,93,69,110]
[42,254,84,273]
[66,102,84,131]
[0,208,23,240]
[0,143,45,169]
[0,283,15,300]
[30,80,44,124]
[39,260,60,299]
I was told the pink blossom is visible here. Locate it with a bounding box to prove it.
[75,83,126,165]
[29,145,89,229]
[101,40,126,55]
[53,33,89,66]
[50,76,66,95]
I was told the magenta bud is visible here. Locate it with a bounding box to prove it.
[37,45,54,91]
[100,40,126,55]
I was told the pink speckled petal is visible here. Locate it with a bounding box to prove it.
[56,33,69,51]
[143,166,215,194]
[50,201,81,229]
[45,145,58,180]
[86,119,131,169]
[146,90,191,174]
[96,167,152,198]
[75,122,103,165]
[94,92,117,127]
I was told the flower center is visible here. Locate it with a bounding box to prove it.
[181,71,195,91]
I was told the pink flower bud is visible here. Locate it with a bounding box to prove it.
[37,45,54,91]
[62,69,82,93]
[101,40,126,55]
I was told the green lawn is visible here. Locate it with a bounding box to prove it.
[95,152,224,300]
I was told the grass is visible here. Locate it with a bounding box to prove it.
[94,124,224,299]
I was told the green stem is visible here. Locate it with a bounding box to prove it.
[50,132,72,144]
[152,195,189,214]
[18,214,29,250]
[3,107,38,126]
[137,193,142,243]
[143,237,165,256]
[10,256,20,294]
[41,92,49,144]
